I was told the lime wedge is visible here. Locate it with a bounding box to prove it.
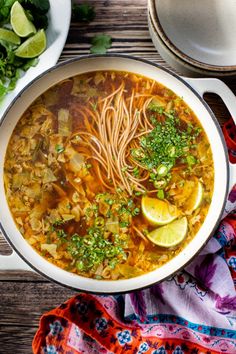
[147,217,188,247]
[0,28,20,45]
[10,1,36,37]
[15,29,46,58]
[141,196,179,226]
[184,179,203,213]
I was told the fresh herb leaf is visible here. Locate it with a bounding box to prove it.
[0,83,7,99]
[72,3,95,22]
[26,0,50,14]
[55,144,64,153]
[90,34,112,54]
[21,57,38,71]
[0,0,50,101]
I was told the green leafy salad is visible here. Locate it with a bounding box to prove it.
[0,0,50,100]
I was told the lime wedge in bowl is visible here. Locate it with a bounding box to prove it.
[147,217,188,247]
[11,1,36,37]
[0,28,20,45]
[141,196,179,225]
[15,29,46,58]
[184,179,204,213]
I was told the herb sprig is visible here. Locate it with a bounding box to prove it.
[0,0,50,100]
[90,34,112,54]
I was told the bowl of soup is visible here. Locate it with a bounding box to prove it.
[0,55,235,293]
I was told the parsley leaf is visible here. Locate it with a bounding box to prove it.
[90,34,112,54]
[72,3,95,22]
[26,0,50,13]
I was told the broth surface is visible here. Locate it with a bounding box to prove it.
[4,71,214,279]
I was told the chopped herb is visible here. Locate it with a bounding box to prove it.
[85,204,99,218]
[90,34,112,54]
[132,207,140,216]
[157,189,165,199]
[132,112,200,189]
[55,144,64,153]
[95,216,105,228]
[119,221,130,228]
[56,229,67,238]
[186,155,197,166]
[148,103,164,114]
[116,187,122,193]
[184,108,191,115]
[53,219,66,227]
[91,102,97,111]
[104,198,114,205]
[133,166,140,177]
[68,226,126,272]
[153,179,167,189]
[157,164,168,177]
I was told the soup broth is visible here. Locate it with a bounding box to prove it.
[4,71,214,280]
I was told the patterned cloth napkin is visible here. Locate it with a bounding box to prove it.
[32,121,236,354]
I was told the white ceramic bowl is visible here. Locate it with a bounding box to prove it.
[0,0,71,118]
[148,11,236,78]
[0,55,235,293]
[148,0,236,76]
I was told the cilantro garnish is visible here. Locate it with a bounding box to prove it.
[25,0,50,14]
[132,111,200,186]
[0,0,50,101]
[55,144,64,153]
[90,34,112,54]
[68,227,126,272]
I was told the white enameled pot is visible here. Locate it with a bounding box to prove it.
[0,55,235,293]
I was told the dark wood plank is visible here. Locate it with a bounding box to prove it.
[0,282,75,326]
[0,326,37,354]
[0,282,75,353]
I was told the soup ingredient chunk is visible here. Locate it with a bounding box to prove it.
[141,196,179,225]
[147,217,188,247]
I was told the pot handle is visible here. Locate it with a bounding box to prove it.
[0,248,32,271]
[184,77,236,192]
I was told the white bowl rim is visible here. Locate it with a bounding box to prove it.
[0,54,229,294]
[148,0,236,72]
[148,11,236,78]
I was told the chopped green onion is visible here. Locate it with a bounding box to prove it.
[157,189,165,199]
[186,155,197,166]
[157,164,168,177]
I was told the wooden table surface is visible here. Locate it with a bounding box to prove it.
[0,1,235,353]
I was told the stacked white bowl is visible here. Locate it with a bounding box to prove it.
[148,0,236,77]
